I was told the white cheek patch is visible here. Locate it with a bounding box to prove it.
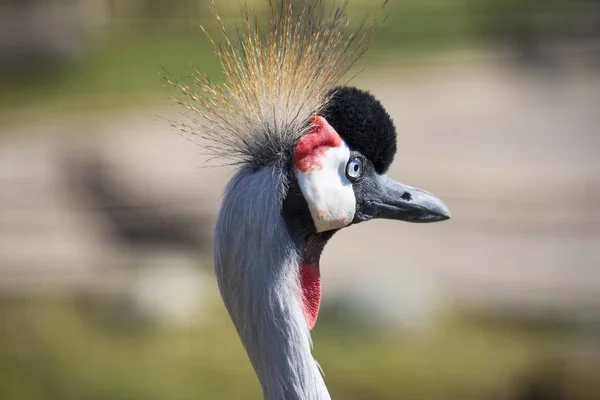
[295,142,356,232]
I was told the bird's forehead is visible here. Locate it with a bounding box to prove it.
[293,116,343,173]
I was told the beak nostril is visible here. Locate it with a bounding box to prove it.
[401,192,412,201]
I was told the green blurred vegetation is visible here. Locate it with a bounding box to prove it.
[472,0,578,41]
[0,27,220,126]
[2,294,592,400]
[0,0,578,125]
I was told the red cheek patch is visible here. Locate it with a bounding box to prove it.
[300,263,321,330]
[293,116,342,173]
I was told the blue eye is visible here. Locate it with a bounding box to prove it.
[346,156,364,181]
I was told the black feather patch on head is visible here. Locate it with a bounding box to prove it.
[320,86,397,174]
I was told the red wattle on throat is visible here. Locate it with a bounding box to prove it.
[300,263,321,330]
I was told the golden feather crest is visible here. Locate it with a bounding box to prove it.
[168,0,381,166]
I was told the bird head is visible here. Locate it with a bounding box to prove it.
[285,86,450,237]
[172,2,452,396]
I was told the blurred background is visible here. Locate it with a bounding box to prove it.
[1,0,599,399]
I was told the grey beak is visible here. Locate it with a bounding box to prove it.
[356,175,451,223]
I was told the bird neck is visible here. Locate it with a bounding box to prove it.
[215,166,331,400]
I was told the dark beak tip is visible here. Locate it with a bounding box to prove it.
[439,208,451,221]
[414,212,450,223]
[418,204,451,223]
[422,201,450,223]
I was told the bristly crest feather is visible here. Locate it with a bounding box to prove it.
[167,0,380,167]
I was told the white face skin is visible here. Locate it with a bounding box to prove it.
[293,116,357,233]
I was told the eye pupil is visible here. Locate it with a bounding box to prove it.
[353,165,358,171]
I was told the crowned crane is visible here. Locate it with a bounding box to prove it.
[170,1,450,399]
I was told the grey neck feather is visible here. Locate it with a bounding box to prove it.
[214,165,331,400]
